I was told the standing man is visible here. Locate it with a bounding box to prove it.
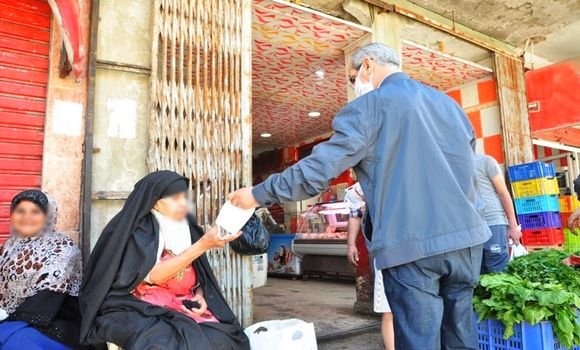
[229,43,491,349]
[345,183,395,350]
[475,154,522,273]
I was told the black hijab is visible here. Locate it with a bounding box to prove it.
[10,189,49,213]
[79,171,249,350]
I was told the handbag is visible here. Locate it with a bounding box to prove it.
[230,214,270,255]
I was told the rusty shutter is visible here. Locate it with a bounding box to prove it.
[148,0,254,325]
[0,0,52,241]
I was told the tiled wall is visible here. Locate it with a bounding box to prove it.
[447,78,505,166]
[447,80,572,171]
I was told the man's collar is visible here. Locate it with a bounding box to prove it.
[379,72,409,88]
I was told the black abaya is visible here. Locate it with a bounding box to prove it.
[79,171,250,350]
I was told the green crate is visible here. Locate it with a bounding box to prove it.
[564,228,580,253]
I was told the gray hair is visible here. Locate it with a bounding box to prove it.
[351,43,401,69]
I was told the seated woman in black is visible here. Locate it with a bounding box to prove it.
[79,171,250,350]
[0,190,83,350]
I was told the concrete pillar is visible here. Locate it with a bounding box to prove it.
[342,4,404,315]
[42,0,91,243]
[371,7,404,61]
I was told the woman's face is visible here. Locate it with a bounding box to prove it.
[154,192,189,221]
[10,201,47,237]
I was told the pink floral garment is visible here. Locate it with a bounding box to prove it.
[132,250,219,323]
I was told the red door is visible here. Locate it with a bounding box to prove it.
[0,0,51,241]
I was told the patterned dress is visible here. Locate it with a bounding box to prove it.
[132,250,219,323]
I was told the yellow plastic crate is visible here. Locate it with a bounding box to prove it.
[511,178,559,198]
[559,195,580,213]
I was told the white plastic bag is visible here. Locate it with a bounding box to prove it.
[509,241,528,261]
[215,201,255,235]
[245,319,317,350]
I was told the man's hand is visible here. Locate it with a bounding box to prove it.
[346,243,359,266]
[569,208,580,229]
[508,225,522,245]
[228,187,259,209]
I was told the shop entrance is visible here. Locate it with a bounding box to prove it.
[250,0,496,345]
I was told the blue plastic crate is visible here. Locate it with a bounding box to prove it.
[509,161,556,182]
[477,318,580,350]
[515,195,561,215]
[518,211,562,230]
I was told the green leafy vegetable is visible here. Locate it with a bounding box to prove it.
[507,249,580,293]
[474,249,580,348]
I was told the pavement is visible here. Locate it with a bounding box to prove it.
[253,277,384,349]
[319,332,384,350]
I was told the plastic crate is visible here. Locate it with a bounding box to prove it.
[515,195,560,215]
[560,196,580,213]
[562,213,571,228]
[525,244,564,252]
[508,161,556,182]
[477,318,580,350]
[522,227,564,246]
[564,228,580,253]
[518,212,562,230]
[512,178,560,198]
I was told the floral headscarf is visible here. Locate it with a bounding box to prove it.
[0,191,82,315]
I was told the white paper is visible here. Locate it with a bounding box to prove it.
[53,100,83,136]
[106,98,137,138]
[216,201,255,235]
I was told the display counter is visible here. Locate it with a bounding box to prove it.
[292,202,354,279]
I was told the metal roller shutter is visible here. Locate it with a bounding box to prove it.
[0,0,51,241]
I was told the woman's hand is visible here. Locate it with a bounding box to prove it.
[180,290,208,317]
[199,225,243,249]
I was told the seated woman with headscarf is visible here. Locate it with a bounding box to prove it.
[80,171,250,350]
[0,190,83,350]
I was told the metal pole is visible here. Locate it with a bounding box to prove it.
[80,0,100,263]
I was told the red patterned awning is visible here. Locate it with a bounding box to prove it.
[48,0,85,79]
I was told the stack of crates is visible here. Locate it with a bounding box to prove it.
[508,161,564,248]
[560,195,580,253]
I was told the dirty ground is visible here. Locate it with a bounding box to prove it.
[253,277,383,349]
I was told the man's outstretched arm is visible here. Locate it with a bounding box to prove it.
[229,99,377,208]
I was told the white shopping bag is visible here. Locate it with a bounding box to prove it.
[509,240,528,261]
[245,319,317,350]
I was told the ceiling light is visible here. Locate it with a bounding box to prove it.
[260,132,272,138]
[308,111,321,118]
[315,69,325,79]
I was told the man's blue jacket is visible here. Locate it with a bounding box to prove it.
[253,72,491,269]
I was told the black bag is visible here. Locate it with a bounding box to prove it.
[230,214,270,255]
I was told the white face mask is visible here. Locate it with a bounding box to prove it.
[354,66,374,97]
